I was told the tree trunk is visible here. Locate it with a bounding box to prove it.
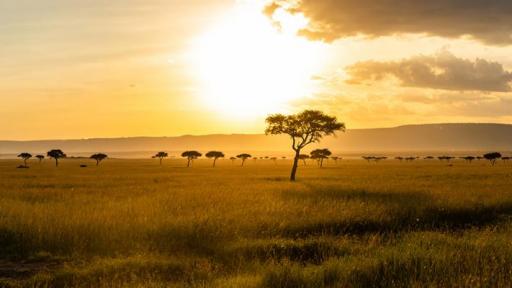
[55,158,59,167]
[187,158,191,167]
[159,158,162,165]
[290,150,300,181]
[241,159,245,167]
[213,158,217,167]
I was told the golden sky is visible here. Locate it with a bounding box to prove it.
[1,0,512,140]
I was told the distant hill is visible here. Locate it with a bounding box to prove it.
[1,123,511,158]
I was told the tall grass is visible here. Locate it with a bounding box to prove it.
[0,158,511,287]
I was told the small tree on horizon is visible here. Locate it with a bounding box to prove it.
[17,153,32,167]
[237,154,251,166]
[230,157,237,164]
[206,151,225,167]
[299,154,309,166]
[462,156,476,164]
[154,152,168,165]
[311,149,332,167]
[90,153,108,166]
[484,152,502,166]
[35,155,45,163]
[47,149,66,167]
[265,110,345,181]
[182,151,202,167]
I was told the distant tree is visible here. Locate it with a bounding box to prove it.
[298,154,309,166]
[438,156,454,163]
[205,151,225,168]
[182,151,202,167]
[35,155,45,163]
[310,149,332,167]
[462,156,476,164]
[266,110,344,181]
[362,156,375,163]
[47,149,66,167]
[483,152,502,166]
[331,156,341,164]
[395,156,404,162]
[281,156,287,160]
[424,156,435,160]
[90,153,108,166]
[230,157,237,164]
[476,156,484,161]
[17,153,32,167]
[405,157,416,162]
[374,156,388,163]
[153,152,168,165]
[237,154,251,166]
[270,157,278,164]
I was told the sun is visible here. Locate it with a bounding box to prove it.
[190,0,326,118]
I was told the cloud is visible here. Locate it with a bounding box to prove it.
[345,51,512,92]
[267,0,512,45]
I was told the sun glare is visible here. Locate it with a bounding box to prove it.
[190,0,326,118]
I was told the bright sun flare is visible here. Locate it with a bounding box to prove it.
[191,0,326,118]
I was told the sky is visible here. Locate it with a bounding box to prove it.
[1,0,512,140]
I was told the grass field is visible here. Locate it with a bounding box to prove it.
[1,158,512,287]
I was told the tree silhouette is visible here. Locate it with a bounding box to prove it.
[265,110,345,181]
[230,157,237,164]
[270,157,278,164]
[17,153,32,167]
[153,152,168,165]
[47,149,66,167]
[299,154,310,166]
[331,156,341,164]
[483,152,502,166]
[237,154,251,166]
[90,153,108,166]
[182,151,201,167]
[503,156,511,163]
[35,155,45,163]
[395,156,404,162]
[461,156,476,164]
[424,156,435,160]
[206,151,225,167]
[310,149,332,167]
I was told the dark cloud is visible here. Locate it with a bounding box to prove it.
[345,52,512,92]
[267,0,512,45]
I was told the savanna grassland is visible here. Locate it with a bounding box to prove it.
[1,158,512,287]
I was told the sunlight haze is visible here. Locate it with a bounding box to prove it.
[1,0,512,139]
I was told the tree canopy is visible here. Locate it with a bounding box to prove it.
[17,153,32,167]
[90,153,108,166]
[206,151,225,167]
[47,149,66,167]
[265,110,345,181]
[182,151,202,167]
[484,152,502,166]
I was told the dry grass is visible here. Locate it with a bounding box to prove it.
[0,158,511,287]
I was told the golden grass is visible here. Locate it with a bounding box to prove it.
[0,158,511,287]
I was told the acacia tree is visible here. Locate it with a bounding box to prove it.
[237,154,251,166]
[154,152,168,165]
[182,151,201,167]
[230,157,237,164]
[265,110,345,181]
[484,152,502,166]
[331,156,341,164]
[47,149,66,167]
[462,156,476,164]
[299,154,309,166]
[206,151,225,167]
[90,153,108,166]
[35,155,45,163]
[17,153,32,167]
[311,149,332,167]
